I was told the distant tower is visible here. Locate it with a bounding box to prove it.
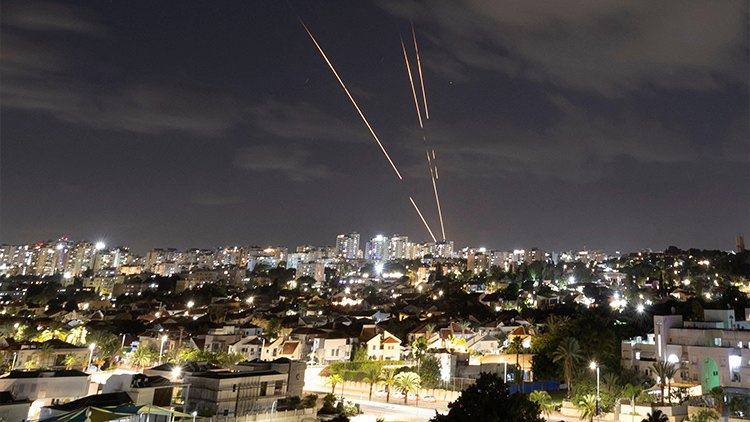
[335,232,360,260]
[736,236,746,253]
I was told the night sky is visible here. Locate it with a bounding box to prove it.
[1,1,748,255]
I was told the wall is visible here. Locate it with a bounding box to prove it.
[193,408,315,422]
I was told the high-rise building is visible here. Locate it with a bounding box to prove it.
[365,235,389,261]
[335,232,360,260]
[737,236,746,253]
[388,235,409,260]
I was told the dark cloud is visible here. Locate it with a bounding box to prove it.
[1,2,241,136]
[250,100,369,143]
[234,145,337,181]
[381,0,747,95]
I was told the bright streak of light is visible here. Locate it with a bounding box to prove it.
[409,197,437,242]
[426,150,432,166]
[431,169,446,240]
[435,165,439,179]
[412,22,429,119]
[299,18,402,180]
[401,36,423,129]
[432,150,436,160]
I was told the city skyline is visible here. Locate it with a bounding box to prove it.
[2,1,748,255]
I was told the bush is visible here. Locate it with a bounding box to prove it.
[319,393,337,414]
[303,394,318,408]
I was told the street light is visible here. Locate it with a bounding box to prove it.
[590,362,600,419]
[88,344,96,372]
[191,411,196,422]
[159,335,168,365]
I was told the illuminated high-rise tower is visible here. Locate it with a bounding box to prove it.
[335,232,360,260]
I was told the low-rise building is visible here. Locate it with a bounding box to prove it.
[622,309,750,395]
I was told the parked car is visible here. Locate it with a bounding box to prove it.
[374,390,388,398]
[422,395,437,403]
[392,391,405,399]
[408,393,419,401]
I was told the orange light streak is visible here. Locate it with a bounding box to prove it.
[412,22,429,119]
[299,18,402,180]
[401,36,423,128]
[409,197,437,242]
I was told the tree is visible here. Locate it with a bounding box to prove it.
[362,364,383,401]
[575,394,598,422]
[709,387,725,416]
[380,367,396,403]
[622,383,643,422]
[131,346,156,368]
[552,337,583,398]
[326,373,343,395]
[89,330,122,368]
[642,410,669,422]
[34,343,56,367]
[430,372,543,422]
[63,354,83,370]
[419,355,440,389]
[650,362,676,405]
[393,371,421,405]
[686,409,719,422]
[528,391,553,418]
[220,351,246,368]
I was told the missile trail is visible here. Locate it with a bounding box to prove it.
[299,18,403,180]
[412,22,429,119]
[409,197,437,242]
[430,170,446,240]
[401,36,423,128]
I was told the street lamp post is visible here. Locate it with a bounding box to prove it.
[159,335,168,365]
[191,411,196,422]
[88,344,96,372]
[590,362,600,419]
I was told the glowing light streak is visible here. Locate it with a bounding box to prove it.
[431,169,446,240]
[401,36,423,128]
[412,22,429,119]
[299,18,402,179]
[409,197,437,242]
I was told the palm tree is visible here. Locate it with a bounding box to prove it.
[326,373,343,395]
[424,323,436,337]
[34,343,56,367]
[529,390,554,418]
[411,337,427,366]
[575,394,598,422]
[602,372,621,402]
[552,337,583,398]
[89,331,122,369]
[380,367,396,403]
[544,315,570,336]
[393,371,421,405]
[221,351,246,368]
[651,362,676,405]
[362,364,383,401]
[65,326,87,346]
[130,346,156,368]
[63,354,83,370]
[709,386,725,416]
[622,383,643,422]
[455,320,471,334]
[642,409,669,422]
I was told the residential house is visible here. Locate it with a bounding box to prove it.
[361,325,401,361]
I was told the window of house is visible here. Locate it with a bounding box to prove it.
[260,382,268,396]
[274,380,283,395]
[232,384,236,392]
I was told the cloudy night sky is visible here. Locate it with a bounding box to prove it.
[1,1,748,255]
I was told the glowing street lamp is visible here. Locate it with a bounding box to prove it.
[159,335,168,365]
[88,344,96,372]
[590,362,600,419]
[191,411,197,422]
